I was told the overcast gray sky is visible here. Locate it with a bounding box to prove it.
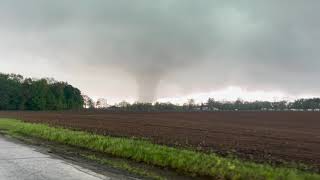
[0,1,319,103]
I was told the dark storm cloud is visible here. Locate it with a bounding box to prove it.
[0,0,320,101]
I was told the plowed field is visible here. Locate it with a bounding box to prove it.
[1,111,319,170]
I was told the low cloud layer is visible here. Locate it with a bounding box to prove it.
[0,1,320,102]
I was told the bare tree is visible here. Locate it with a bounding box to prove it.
[96,98,108,108]
[82,95,95,109]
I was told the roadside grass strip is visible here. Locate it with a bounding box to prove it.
[0,118,319,180]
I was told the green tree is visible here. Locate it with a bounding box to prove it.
[0,73,84,111]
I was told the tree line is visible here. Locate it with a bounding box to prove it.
[0,73,83,110]
[206,98,320,111]
[99,98,320,112]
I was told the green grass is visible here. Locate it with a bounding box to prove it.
[0,118,319,180]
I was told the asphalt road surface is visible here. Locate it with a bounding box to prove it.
[0,136,132,180]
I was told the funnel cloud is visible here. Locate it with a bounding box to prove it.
[0,1,320,102]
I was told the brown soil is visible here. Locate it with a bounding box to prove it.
[1,111,319,170]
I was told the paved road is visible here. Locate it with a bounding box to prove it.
[0,136,130,180]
